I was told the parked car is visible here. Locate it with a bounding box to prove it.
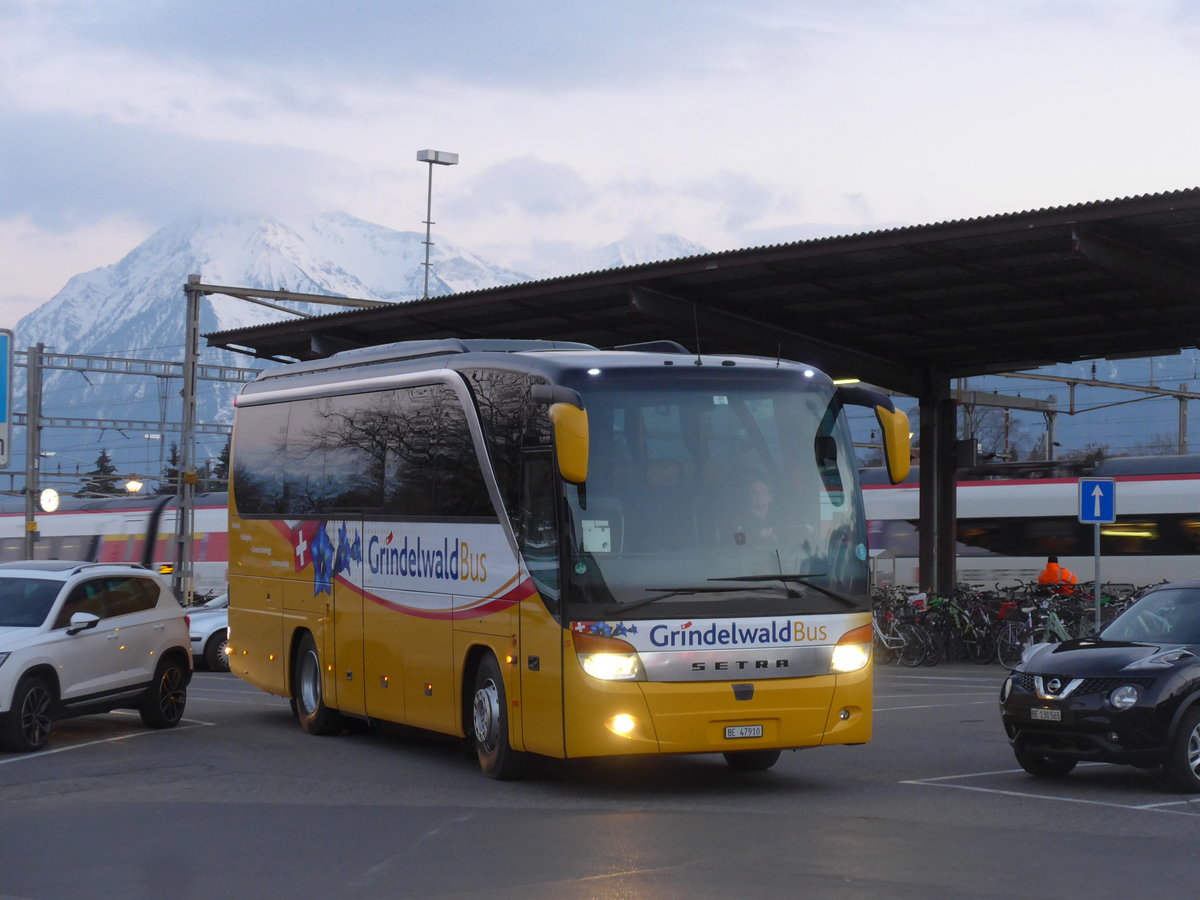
[0,560,192,753]
[1000,580,1200,791]
[189,592,229,671]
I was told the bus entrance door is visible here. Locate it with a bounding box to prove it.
[516,450,565,757]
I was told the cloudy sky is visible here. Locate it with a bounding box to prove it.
[2,0,1198,329]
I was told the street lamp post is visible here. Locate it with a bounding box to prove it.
[416,149,459,300]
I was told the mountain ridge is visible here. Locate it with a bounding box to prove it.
[10,212,708,483]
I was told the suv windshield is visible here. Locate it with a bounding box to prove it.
[557,367,868,621]
[0,578,64,628]
[1102,587,1200,644]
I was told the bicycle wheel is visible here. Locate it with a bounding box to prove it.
[995,622,1028,669]
[968,627,996,664]
[896,623,928,667]
[873,622,897,665]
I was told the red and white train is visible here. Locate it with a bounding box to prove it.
[863,455,1200,589]
[0,492,230,595]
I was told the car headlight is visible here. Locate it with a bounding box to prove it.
[572,631,645,681]
[1109,685,1140,710]
[1000,675,1014,702]
[1125,649,1194,670]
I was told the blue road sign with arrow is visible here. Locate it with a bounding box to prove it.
[1078,477,1116,524]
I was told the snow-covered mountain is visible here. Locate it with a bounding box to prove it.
[17,212,532,355]
[11,213,707,483]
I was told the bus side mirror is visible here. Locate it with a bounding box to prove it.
[874,405,911,485]
[549,402,589,484]
[836,385,911,486]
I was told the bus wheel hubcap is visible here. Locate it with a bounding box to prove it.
[473,680,500,750]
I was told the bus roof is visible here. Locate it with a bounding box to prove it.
[240,337,832,397]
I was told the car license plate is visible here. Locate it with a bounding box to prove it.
[725,725,763,739]
[1031,708,1061,722]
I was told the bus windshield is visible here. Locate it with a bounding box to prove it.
[556,368,868,621]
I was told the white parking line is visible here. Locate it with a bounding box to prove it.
[877,700,995,711]
[903,767,1200,816]
[186,695,289,706]
[0,717,214,766]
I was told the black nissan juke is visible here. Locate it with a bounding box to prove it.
[1000,581,1200,792]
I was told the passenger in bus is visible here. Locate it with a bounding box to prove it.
[1037,555,1077,588]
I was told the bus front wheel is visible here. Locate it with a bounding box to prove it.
[292,633,344,736]
[472,654,522,779]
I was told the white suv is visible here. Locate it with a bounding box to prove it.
[0,561,192,753]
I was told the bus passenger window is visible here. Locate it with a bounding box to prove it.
[433,386,494,518]
[384,387,437,517]
[232,401,290,515]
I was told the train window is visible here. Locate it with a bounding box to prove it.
[1100,521,1160,555]
[868,519,920,557]
[1179,520,1200,553]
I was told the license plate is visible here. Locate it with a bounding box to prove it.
[725,725,763,739]
[1031,708,1061,722]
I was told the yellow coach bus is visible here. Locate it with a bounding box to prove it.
[227,338,909,777]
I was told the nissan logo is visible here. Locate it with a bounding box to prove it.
[1047,678,1063,693]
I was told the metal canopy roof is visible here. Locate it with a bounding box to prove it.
[204,188,1200,396]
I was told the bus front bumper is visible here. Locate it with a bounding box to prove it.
[561,665,872,758]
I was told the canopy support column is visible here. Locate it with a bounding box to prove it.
[918,375,957,593]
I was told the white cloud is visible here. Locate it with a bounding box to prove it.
[3,0,1200,322]
[0,215,150,328]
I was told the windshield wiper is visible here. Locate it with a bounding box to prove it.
[707,573,857,607]
[603,585,759,616]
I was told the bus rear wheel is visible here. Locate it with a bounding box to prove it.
[292,633,344,736]
[472,654,522,779]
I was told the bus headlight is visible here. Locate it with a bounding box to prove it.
[578,651,644,681]
[572,630,646,681]
[830,624,873,673]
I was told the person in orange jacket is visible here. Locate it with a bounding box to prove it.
[1037,555,1078,587]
